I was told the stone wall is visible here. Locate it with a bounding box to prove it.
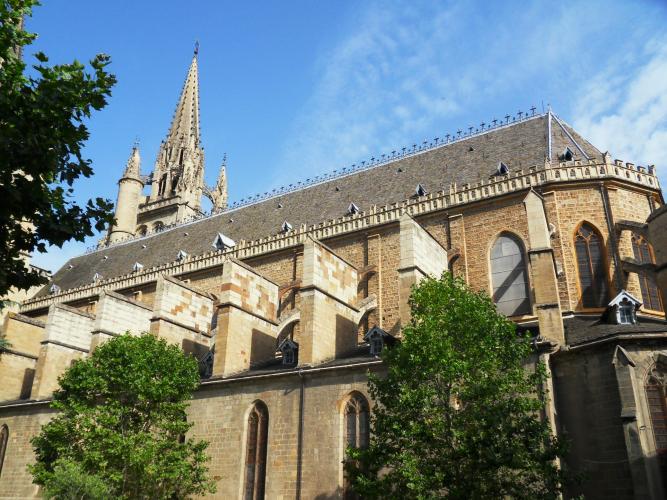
[553,346,635,498]
[191,364,378,499]
[31,304,93,400]
[150,275,214,351]
[213,259,279,376]
[299,239,359,365]
[397,214,448,326]
[90,290,152,348]
[648,205,667,305]
[0,403,55,499]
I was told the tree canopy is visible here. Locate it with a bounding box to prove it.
[347,273,569,499]
[0,0,115,300]
[30,334,216,499]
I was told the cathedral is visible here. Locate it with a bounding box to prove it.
[1,50,667,499]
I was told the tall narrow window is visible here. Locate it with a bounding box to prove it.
[244,402,268,500]
[632,233,663,311]
[646,366,667,479]
[343,393,369,500]
[0,425,8,479]
[575,223,609,308]
[490,234,531,316]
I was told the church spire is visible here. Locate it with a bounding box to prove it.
[148,47,206,219]
[167,46,200,146]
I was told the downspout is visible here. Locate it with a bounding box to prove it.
[296,369,305,500]
[599,183,623,292]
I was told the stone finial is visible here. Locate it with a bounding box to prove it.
[122,145,141,179]
[211,155,228,210]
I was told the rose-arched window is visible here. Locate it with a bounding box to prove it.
[646,364,667,479]
[575,223,609,308]
[632,233,663,311]
[490,234,531,316]
[244,402,269,500]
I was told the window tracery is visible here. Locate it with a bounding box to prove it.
[490,234,530,316]
[632,233,663,311]
[574,223,609,308]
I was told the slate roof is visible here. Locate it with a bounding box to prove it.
[41,113,601,295]
[563,314,667,346]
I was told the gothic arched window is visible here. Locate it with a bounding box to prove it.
[244,401,269,500]
[490,234,531,316]
[646,364,667,479]
[0,425,8,479]
[343,393,369,499]
[575,223,609,308]
[632,233,663,311]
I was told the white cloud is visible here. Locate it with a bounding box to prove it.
[573,37,667,187]
[270,0,606,188]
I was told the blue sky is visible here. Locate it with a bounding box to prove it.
[25,0,667,272]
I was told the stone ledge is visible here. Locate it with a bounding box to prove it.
[102,289,152,311]
[6,313,46,329]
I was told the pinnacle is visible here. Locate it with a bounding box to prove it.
[167,54,200,145]
[123,145,141,178]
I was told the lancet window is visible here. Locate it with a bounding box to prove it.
[632,233,663,311]
[574,223,609,308]
[343,393,369,499]
[0,425,8,479]
[244,402,269,500]
[490,233,530,316]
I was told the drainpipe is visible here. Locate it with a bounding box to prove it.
[599,182,623,292]
[296,369,305,500]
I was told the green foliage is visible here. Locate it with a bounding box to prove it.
[0,0,116,299]
[41,459,111,500]
[346,273,569,499]
[29,334,216,499]
[0,336,10,350]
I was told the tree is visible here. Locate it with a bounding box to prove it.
[41,459,111,500]
[29,334,216,499]
[346,273,569,499]
[0,0,116,300]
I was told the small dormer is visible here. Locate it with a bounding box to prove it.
[281,220,293,233]
[132,262,144,272]
[176,250,188,262]
[560,147,575,161]
[495,162,509,176]
[363,325,395,356]
[348,202,360,215]
[92,272,103,283]
[415,183,427,197]
[212,232,236,251]
[278,337,298,366]
[49,283,61,295]
[607,290,642,325]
